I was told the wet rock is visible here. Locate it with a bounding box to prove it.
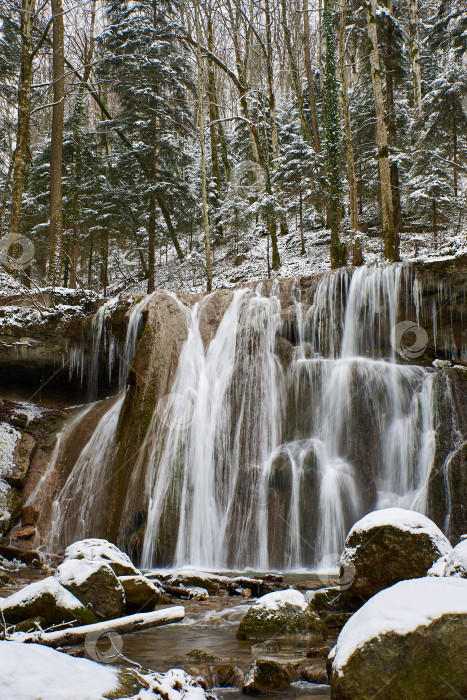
[330,577,467,700]
[21,505,39,526]
[236,589,327,640]
[340,508,452,602]
[241,588,252,598]
[168,572,224,596]
[0,576,98,626]
[215,663,244,688]
[306,645,332,658]
[16,525,36,539]
[294,660,328,684]
[0,544,41,565]
[63,538,140,577]
[118,574,162,612]
[185,649,221,662]
[242,659,290,695]
[322,612,353,628]
[56,559,125,620]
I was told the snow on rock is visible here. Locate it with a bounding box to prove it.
[236,589,327,640]
[340,508,452,601]
[330,577,467,699]
[136,668,216,700]
[444,539,467,578]
[0,641,120,700]
[252,589,308,612]
[64,538,140,577]
[0,576,98,626]
[345,508,451,554]
[56,558,125,620]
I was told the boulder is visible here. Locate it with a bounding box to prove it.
[6,433,36,487]
[56,559,125,620]
[118,574,162,612]
[167,570,226,595]
[236,589,327,640]
[444,539,467,578]
[339,508,452,602]
[63,538,140,577]
[0,576,98,627]
[242,659,290,695]
[330,577,467,700]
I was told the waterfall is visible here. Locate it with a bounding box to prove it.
[46,264,458,569]
[132,265,437,570]
[44,295,154,551]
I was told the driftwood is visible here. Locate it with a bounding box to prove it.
[12,606,185,649]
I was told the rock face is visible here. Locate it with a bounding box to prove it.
[430,539,467,578]
[236,590,327,640]
[339,508,452,602]
[0,576,98,626]
[118,575,162,612]
[63,538,140,577]
[56,558,125,620]
[330,577,467,700]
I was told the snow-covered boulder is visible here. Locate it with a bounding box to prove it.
[339,508,451,601]
[63,538,140,577]
[56,559,125,620]
[0,576,98,627]
[236,589,327,640]
[444,539,467,578]
[329,577,467,699]
[118,574,162,612]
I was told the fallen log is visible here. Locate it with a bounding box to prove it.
[10,606,185,649]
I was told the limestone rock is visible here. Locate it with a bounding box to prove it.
[236,589,327,640]
[242,659,290,695]
[63,538,140,577]
[6,432,36,487]
[0,576,98,626]
[330,577,467,700]
[21,505,39,526]
[118,574,162,612]
[16,525,36,539]
[339,508,452,602]
[56,559,125,620]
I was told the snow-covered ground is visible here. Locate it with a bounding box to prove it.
[109,223,467,296]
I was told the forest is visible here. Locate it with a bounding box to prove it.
[1,0,466,295]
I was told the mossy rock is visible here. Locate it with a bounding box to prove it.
[331,613,467,699]
[236,603,327,640]
[118,575,162,612]
[13,616,46,633]
[0,577,99,627]
[185,649,221,662]
[322,612,354,628]
[242,659,290,695]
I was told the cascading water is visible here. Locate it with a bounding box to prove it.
[45,295,154,551]
[46,264,461,570]
[126,265,438,570]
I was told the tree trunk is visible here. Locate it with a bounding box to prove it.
[452,98,458,198]
[303,0,321,152]
[0,157,14,231]
[408,0,422,110]
[8,0,36,240]
[323,0,343,268]
[49,0,65,284]
[339,0,359,231]
[363,0,397,260]
[281,0,312,144]
[384,4,402,235]
[194,0,213,291]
